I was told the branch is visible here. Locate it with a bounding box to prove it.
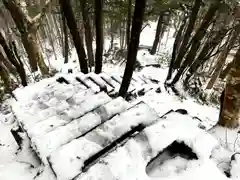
[31,0,53,26]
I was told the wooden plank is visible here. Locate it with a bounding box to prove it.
[87,72,114,93]
[76,74,100,93]
[29,97,128,140]
[30,92,112,163]
[48,102,159,180]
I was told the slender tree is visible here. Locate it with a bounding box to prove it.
[0,31,27,86]
[170,1,220,85]
[119,0,146,97]
[206,23,240,89]
[150,12,164,55]
[0,60,12,93]
[94,0,104,74]
[61,4,69,64]
[218,45,240,128]
[80,0,94,69]
[126,0,132,49]
[3,0,50,75]
[60,0,88,73]
[166,14,187,81]
[172,0,201,70]
[188,28,228,77]
[220,60,234,79]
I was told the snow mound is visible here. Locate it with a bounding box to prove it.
[74,112,224,180]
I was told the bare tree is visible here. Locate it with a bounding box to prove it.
[119,0,146,97]
[0,30,27,86]
[218,45,240,128]
[94,0,104,74]
[80,0,94,69]
[4,0,50,75]
[60,0,88,73]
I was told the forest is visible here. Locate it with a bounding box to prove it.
[0,0,240,179]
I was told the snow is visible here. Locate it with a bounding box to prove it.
[0,20,239,180]
[74,113,225,180]
[231,153,240,179]
[49,102,159,180]
[31,97,128,163]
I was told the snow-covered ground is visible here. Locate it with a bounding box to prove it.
[1,21,240,180]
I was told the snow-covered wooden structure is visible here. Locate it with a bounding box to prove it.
[54,72,156,100]
[11,72,219,180]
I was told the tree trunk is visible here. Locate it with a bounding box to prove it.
[94,0,104,74]
[218,46,240,128]
[0,52,17,75]
[81,0,94,68]
[120,21,125,49]
[165,15,187,81]
[220,60,234,79]
[188,28,228,76]
[119,0,146,97]
[0,60,12,93]
[52,13,62,47]
[172,0,201,70]
[170,1,220,85]
[109,20,115,51]
[0,31,27,86]
[22,31,49,75]
[150,12,164,55]
[126,0,132,49]
[120,22,123,49]
[4,0,49,75]
[206,25,240,89]
[205,47,230,89]
[46,14,57,61]
[61,5,69,64]
[11,41,28,86]
[60,0,88,73]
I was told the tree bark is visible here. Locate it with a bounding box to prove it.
[23,31,49,75]
[80,0,94,68]
[119,0,146,97]
[46,14,57,61]
[4,0,49,76]
[170,1,220,85]
[60,0,88,73]
[126,0,132,49]
[120,21,125,49]
[11,41,28,86]
[172,0,201,70]
[0,50,17,75]
[61,5,69,64]
[150,12,164,55]
[220,60,234,79]
[0,60,12,93]
[94,0,104,74]
[218,46,240,128]
[205,47,230,89]
[109,20,115,51]
[52,13,62,47]
[0,31,27,86]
